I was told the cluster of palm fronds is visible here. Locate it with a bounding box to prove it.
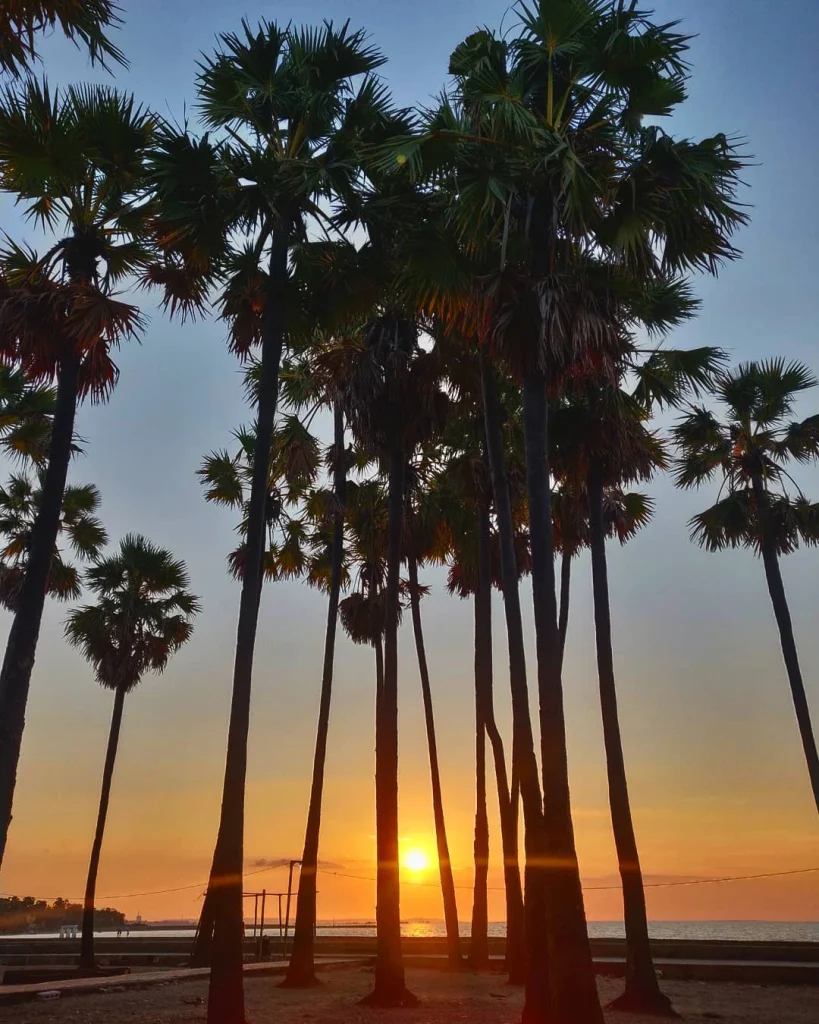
[0,5,817,1024]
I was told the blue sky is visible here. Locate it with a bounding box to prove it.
[1,1,818,922]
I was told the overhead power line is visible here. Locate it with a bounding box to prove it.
[6,863,814,905]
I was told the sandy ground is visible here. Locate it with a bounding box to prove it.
[3,967,818,1024]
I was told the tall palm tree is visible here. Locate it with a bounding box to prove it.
[551,330,720,1015]
[552,390,668,1014]
[0,81,153,867]
[0,475,107,610]
[0,1,126,77]
[473,495,527,983]
[148,24,388,1020]
[193,412,319,968]
[405,542,462,970]
[65,535,198,969]
[284,398,349,987]
[432,400,527,981]
[479,352,549,1007]
[343,321,445,1006]
[330,144,456,1002]
[673,359,819,813]
[381,7,747,1016]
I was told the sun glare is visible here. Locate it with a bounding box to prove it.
[402,848,430,873]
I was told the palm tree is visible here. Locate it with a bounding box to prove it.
[552,390,669,1014]
[0,475,107,610]
[0,81,153,867]
[551,328,721,1015]
[479,352,549,1006]
[404,524,462,970]
[148,25,388,1018]
[0,1,126,77]
[673,359,819,813]
[381,6,747,1015]
[0,366,55,464]
[432,400,527,981]
[284,397,349,987]
[330,145,455,1002]
[65,535,198,969]
[473,492,527,982]
[342,322,443,1007]
[193,412,318,968]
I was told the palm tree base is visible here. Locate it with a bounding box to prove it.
[360,985,419,1007]
[606,984,676,1016]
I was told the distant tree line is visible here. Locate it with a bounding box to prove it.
[0,895,125,933]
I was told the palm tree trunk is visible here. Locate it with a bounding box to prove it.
[469,702,489,969]
[375,627,384,709]
[284,402,347,987]
[587,462,671,1015]
[191,893,215,967]
[205,228,289,1024]
[364,445,414,1006]
[475,499,525,983]
[193,554,268,971]
[479,358,543,829]
[0,351,80,869]
[558,550,572,673]
[751,472,819,813]
[407,556,461,968]
[480,356,553,1021]
[470,501,491,968]
[521,368,602,1024]
[80,687,126,970]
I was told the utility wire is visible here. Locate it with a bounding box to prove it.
[320,865,819,894]
[7,863,813,904]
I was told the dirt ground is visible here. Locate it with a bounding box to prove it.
[3,967,818,1024]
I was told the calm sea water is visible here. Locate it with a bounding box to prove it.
[5,921,818,942]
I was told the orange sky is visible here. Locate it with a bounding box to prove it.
[1,0,819,935]
[2,555,818,925]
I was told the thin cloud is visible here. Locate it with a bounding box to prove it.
[249,857,345,871]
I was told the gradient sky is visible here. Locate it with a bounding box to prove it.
[1,0,818,925]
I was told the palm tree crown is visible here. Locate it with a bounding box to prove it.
[0,366,55,464]
[0,80,153,397]
[0,476,106,609]
[0,1,126,78]
[64,534,199,694]
[673,359,819,553]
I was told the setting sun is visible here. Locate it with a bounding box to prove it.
[402,848,430,873]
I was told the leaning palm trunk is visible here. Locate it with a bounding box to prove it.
[469,531,490,969]
[476,500,525,983]
[468,701,489,968]
[0,351,80,868]
[521,368,602,1024]
[480,356,553,1021]
[751,471,819,813]
[587,462,671,1015]
[364,446,413,1005]
[284,401,347,987]
[558,550,572,673]
[205,229,289,1024]
[80,687,126,969]
[408,556,462,968]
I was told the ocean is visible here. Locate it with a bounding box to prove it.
[4,921,817,942]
